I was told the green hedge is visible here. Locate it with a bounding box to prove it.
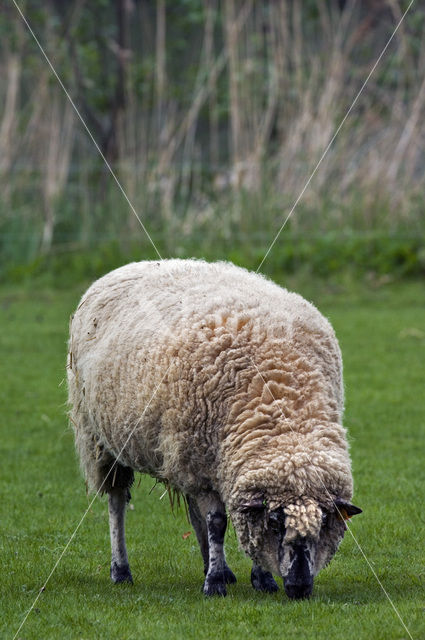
[2,232,424,288]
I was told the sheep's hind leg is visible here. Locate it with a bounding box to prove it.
[192,492,236,597]
[104,461,134,584]
[108,486,133,583]
[251,564,279,593]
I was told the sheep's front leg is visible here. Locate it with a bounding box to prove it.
[194,493,236,597]
[204,511,228,596]
[187,495,209,575]
[108,487,133,583]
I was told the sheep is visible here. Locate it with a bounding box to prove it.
[67,259,362,599]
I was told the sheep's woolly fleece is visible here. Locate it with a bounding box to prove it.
[68,259,353,539]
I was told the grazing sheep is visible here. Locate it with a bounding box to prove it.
[67,259,361,599]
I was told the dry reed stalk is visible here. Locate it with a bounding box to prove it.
[156,0,166,138]
[387,74,425,183]
[180,7,217,206]
[204,0,219,167]
[154,0,179,222]
[253,7,279,161]
[224,0,242,176]
[41,95,75,253]
[20,71,50,152]
[0,53,21,189]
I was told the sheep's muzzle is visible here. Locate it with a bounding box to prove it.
[283,541,313,600]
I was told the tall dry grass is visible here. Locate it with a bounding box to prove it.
[0,0,424,266]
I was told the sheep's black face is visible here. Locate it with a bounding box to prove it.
[257,506,288,576]
[231,499,286,575]
[232,497,362,599]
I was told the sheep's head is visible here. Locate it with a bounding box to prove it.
[229,494,362,599]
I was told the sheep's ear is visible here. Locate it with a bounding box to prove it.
[334,499,362,520]
[240,496,266,512]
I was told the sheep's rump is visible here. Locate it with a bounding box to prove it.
[67,260,344,495]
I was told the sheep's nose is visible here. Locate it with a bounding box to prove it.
[283,540,314,599]
[284,578,313,600]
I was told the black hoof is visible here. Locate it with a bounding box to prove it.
[110,562,133,584]
[251,566,279,593]
[203,573,227,597]
[224,565,237,584]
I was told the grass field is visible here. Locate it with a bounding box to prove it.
[1,276,424,640]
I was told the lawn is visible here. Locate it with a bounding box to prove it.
[1,276,424,640]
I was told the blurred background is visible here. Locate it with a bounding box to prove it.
[1,0,424,283]
[3,5,425,638]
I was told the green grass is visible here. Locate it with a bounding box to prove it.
[1,277,424,639]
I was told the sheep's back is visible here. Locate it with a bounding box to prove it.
[67,260,343,491]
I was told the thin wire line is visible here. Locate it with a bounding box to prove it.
[249,358,413,640]
[11,0,163,262]
[12,363,172,640]
[256,0,415,274]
